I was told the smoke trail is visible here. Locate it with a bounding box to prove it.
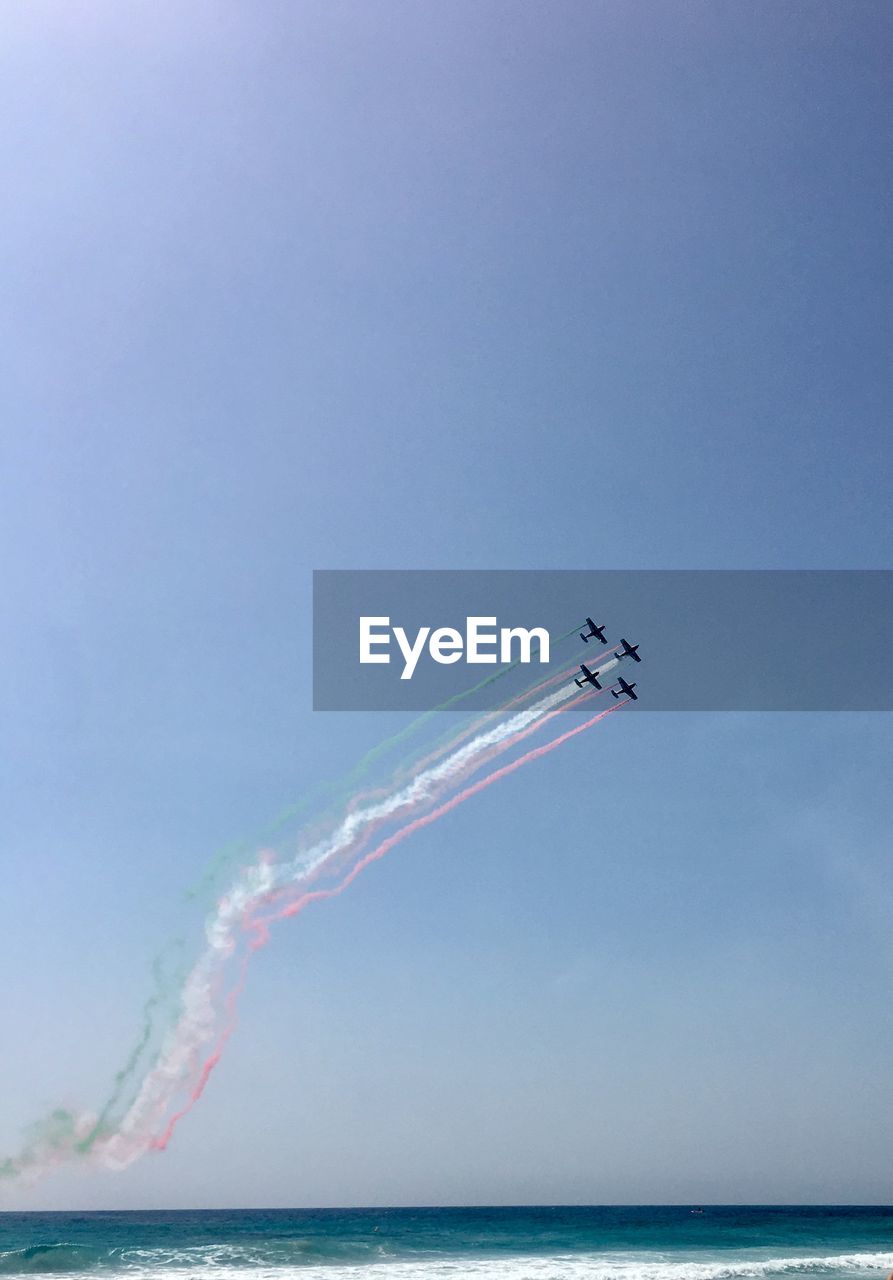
[78,629,589,1151]
[2,628,631,1183]
[150,697,627,1152]
[272,678,608,913]
[317,650,622,854]
[391,645,622,778]
[131,634,618,1119]
[0,1110,101,1184]
[90,682,579,1167]
[187,622,585,902]
[73,940,191,1156]
[111,686,621,1167]
[282,700,627,921]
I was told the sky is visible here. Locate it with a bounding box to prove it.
[1,0,892,1209]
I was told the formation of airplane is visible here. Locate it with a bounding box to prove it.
[574,614,642,703]
[579,617,608,644]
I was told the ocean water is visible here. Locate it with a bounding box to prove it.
[1,1207,892,1280]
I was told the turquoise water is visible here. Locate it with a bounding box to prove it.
[2,1207,892,1280]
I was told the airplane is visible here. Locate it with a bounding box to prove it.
[579,617,608,644]
[611,676,638,701]
[574,662,604,690]
[617,637,641,662]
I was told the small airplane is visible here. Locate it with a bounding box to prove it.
[579,617,608,644]
[617,637,641,662]
[611,676,638,701]
[574,662,604,690]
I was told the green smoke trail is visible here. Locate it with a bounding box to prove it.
[391,625,600,777]
[185,620,584,904]
[0,1109,81,1182]
[74,942,188,1155]
[4,948,193,1172]
[244,621,587,871]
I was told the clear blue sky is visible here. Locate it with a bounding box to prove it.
[1,1,892,1209]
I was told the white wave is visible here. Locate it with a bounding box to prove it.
[91,1249,893,1280]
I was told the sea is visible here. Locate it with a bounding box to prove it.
[1,1207,892,1280]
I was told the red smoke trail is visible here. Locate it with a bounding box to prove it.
[332,646,621,827]
[149,697,627,1150]
[275,699,625,924]
[150,935,260,1152]
[335,657,595,824]
[247,683,604,919]
[438,648,619,755]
